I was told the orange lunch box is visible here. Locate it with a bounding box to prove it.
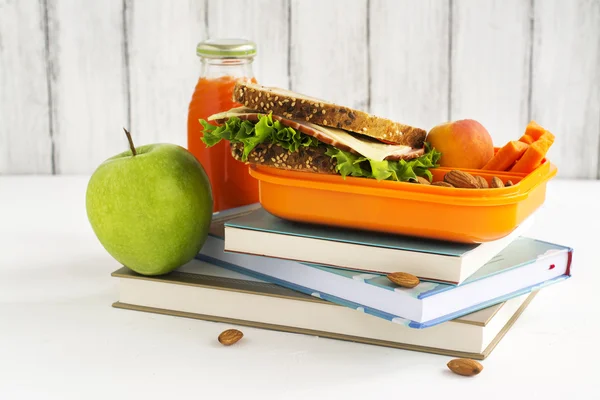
[248,158,557,243]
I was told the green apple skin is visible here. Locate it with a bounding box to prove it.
[86,143,213,276]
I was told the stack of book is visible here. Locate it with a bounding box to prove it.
[112,204,572,359]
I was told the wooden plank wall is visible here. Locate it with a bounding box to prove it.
[1,0,599,178]
[451,0,532,147]
[531,0,600,179]
[127,0,206,149]
[0,0,53,173]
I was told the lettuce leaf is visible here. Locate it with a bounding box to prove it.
[200,114,319,161]
[325,144,441,182]
[200,114,441,181]
[325,147,370,177]
[200,118,251,147]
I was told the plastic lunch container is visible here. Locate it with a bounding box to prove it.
[247,154,557,244]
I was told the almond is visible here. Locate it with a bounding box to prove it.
[444,170,480,189]
[218,329,243,346]
[387,272,420,288]
[491,176,504,188]
[431,181,454,187]
[475,176,488,188]
[447,358,483,376]
[416,176,430,185]
[506,180,514,187]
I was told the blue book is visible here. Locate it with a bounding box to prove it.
[223,208,533,284]
[198,234,572,329]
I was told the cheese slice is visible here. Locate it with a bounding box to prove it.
[301,121,412,161]
[208,109,412,161]
[207,108,255,120]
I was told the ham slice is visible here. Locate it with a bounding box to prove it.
[209,108,424,161]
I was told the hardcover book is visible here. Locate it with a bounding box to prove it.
[223,208,533,284]
[199,234,572,328]
[111,259,537,360]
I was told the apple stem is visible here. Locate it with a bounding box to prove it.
[123,128,137,156]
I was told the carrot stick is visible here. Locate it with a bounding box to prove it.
[518,134,535,145]
[519,120,555,144]
[482,141,529,171]
[510,139,552,173]
[525,121,546,140]
[536,131,555,145]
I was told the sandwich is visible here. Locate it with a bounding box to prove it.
[199,82,441,182]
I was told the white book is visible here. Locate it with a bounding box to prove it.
[111,259,537,359]
[223,208,534,284]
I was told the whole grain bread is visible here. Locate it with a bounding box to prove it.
[233,81,426,148]
[230,142,337,174]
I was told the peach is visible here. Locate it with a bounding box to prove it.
[426,119,494,169]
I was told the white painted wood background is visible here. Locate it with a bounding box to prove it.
[1,0,599,178]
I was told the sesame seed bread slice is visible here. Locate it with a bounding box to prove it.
[230,142,336,174]
[233,81,426,147]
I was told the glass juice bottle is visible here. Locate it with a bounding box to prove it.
[187,38,259,212]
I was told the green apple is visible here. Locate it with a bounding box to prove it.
[86,130,213,275]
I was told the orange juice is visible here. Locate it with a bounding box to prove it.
[187,39,259,212]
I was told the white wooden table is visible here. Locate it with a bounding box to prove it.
[1,176,596,399]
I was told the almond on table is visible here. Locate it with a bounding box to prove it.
[218,329,244,346]
[447,358,484,376]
